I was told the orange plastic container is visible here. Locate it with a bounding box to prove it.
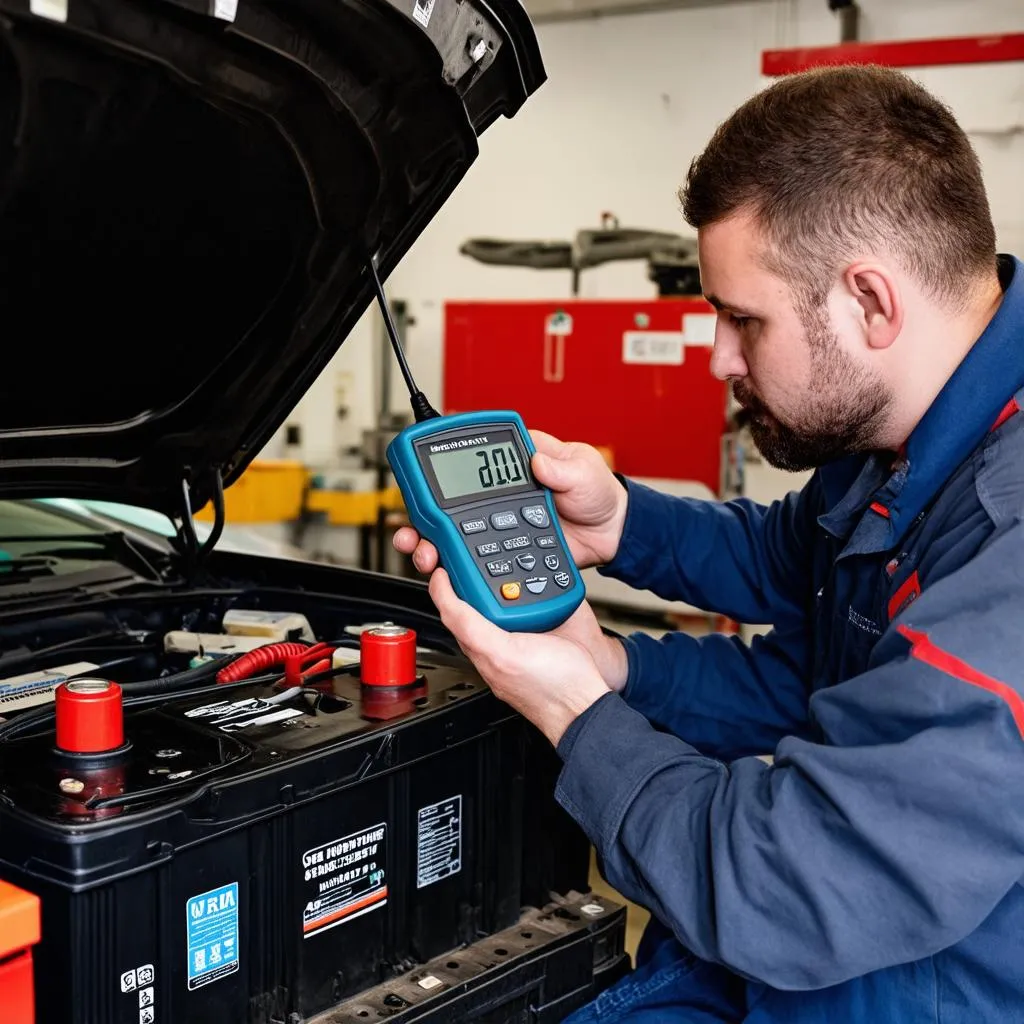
[0,880,41,1024]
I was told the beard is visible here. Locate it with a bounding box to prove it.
[732,312,893,473]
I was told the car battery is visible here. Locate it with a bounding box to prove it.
[0,643,607,1024]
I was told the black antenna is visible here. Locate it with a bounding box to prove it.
[368,256,439,423]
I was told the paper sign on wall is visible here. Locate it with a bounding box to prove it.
[622,331,685,366]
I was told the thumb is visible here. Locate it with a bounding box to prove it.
[531,446,587,494]
[528,429,567,458]
[429,568,504,655]
[532,450,581,493]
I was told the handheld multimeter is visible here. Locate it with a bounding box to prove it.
[366,256,584,631]
[387,411,586,632]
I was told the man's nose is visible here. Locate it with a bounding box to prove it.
[709,323,748,381]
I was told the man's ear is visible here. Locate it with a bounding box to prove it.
[843,263,903,351]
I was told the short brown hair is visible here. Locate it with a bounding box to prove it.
[681,65,997,308]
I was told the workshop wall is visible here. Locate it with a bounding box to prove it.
[276,0,1024,473]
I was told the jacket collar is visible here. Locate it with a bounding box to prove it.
[818,254,1024,552]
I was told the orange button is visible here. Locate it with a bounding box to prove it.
[500,582,522,601]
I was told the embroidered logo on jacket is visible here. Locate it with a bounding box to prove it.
[848,607,882,636]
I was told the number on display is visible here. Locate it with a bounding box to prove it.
[476,445,525,489]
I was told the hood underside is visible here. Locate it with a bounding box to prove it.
[0,0,543,516]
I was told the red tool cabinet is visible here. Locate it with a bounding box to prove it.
[443,299,728,494]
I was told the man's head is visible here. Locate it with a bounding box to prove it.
[681,65,999,471]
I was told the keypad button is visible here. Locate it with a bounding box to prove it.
[516,554,537,571]
[502,534,532,551]
[521,505,550,528]
[460,518,487,534]
[476,541,500,556]
[500,582,522,601]
[486,559,513,577]
[543,554,560,571]
[535,535,557,548]
[525,576,549,594]
[490,511,519,530]
[553,571,571,589]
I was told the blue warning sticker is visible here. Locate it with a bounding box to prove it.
[186,883,240,990]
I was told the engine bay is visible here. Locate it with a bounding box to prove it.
[0,571,622,1023]
[0,593,458,824]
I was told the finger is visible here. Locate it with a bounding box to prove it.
[393,527,421,554]
[528,429,567,457]
[528,431,591,493]
[531,445,588,494]
[411,539,439,574]
[428,569,505,656]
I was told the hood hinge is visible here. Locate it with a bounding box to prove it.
[174,469,225,580]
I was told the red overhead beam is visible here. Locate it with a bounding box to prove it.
[763,32,1024,76]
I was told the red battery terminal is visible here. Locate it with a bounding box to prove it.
[360,624,418,688]
[54,678,125,755]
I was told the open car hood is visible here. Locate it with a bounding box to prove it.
[0,0,543,518]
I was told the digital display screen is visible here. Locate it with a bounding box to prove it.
[426,435,531,501]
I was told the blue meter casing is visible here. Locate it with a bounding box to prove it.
[386,411,586,632]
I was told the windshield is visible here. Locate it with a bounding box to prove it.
[0,500,102,541]
[37,498,179,538]
[29,498,306,560]
[0,499,156,587]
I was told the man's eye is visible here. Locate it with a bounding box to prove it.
[729,314,752,329]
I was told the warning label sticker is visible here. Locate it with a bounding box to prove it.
[412,0,435,27]
[416,795,462,889]
[184,697,302,732]
[302,824,387,939]
[185,883,239,991]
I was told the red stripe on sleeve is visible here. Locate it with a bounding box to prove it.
[990,398,1020,433]
[897,625,1024,740]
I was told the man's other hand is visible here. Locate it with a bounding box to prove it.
[427,568,612,747]
[391,528,629,693]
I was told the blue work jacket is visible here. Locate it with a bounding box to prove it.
[556,255,1024,1023]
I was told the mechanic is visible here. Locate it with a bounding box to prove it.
[395,65,1024,1022]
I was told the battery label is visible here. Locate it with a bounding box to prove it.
[416,795,462,889]
[302,823,387,939]
[184,697,302,732]
[185,883,239,991]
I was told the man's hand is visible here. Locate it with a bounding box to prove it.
[393,430,628,575]
[428,568,612,747]
[391,539,629,692]
[527,430,629,568]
